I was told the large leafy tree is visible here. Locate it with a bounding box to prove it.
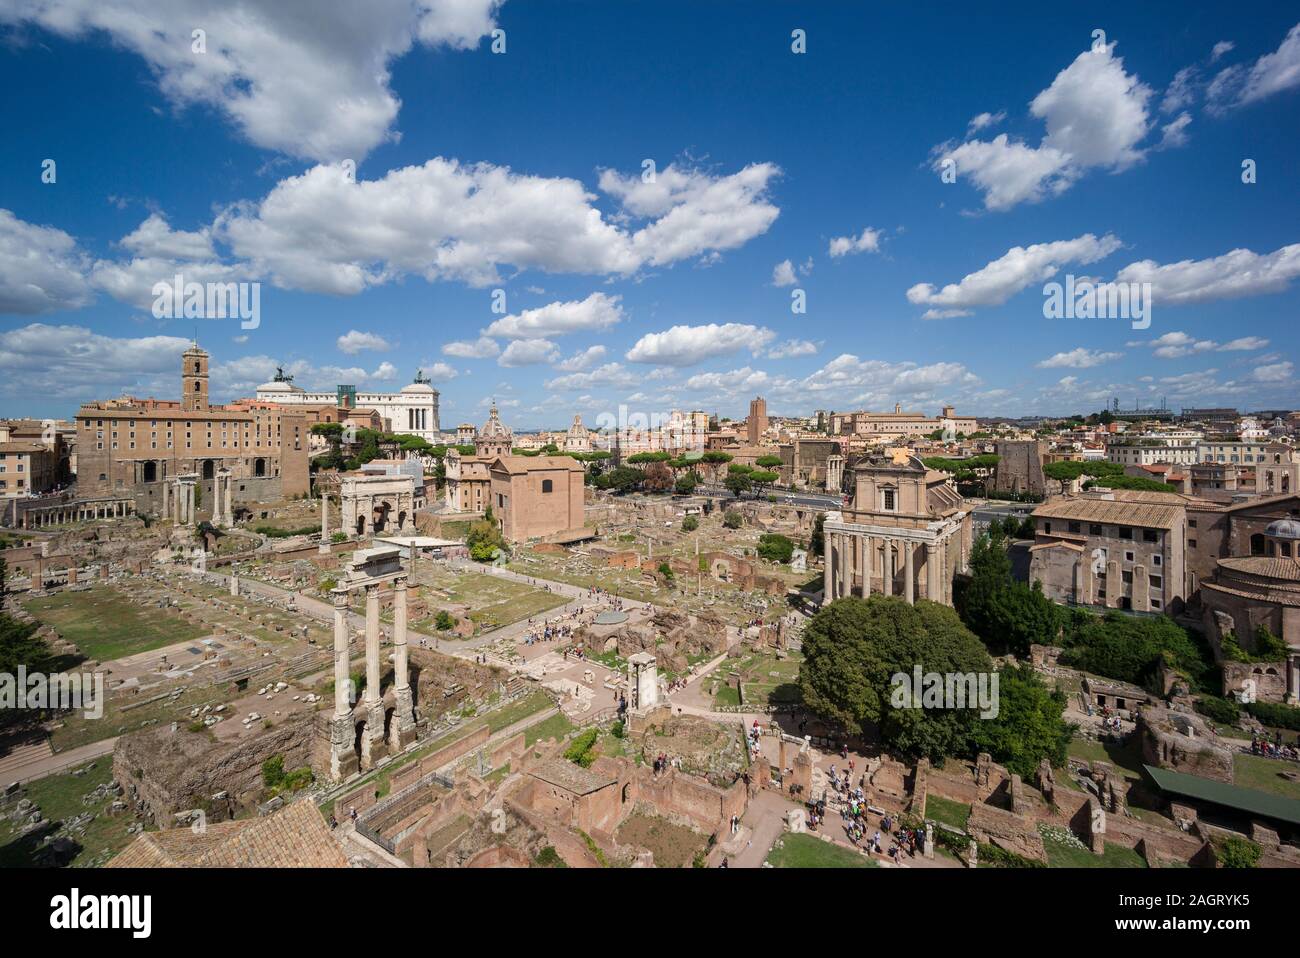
[799,596,992,763]
[966,665,1074,778]
[957,529,1061,656]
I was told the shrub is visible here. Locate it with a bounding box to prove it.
[1217,836,1262,868]
[564,728,600,767]
[681,515,699,532]
[261,755,285,789]
[723,510,742,530]
[435,610,456,631]
[1195,696,1241,725]
[534,846,567,868]
[1244,700,1300,732]
[610,720,625,739]
[757,533,794,564]
[657,561,674,580]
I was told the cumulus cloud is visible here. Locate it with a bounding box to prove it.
[828,227,883,258]
[213,158,777,292]
[1115,243,1300,305]
[1036,348,1123,369]
[498,338,560,367]
[796,354,979,405]
[442,336,500,359]
[772,259,797,287]
[1125,331,1270,359]
[1251,361,1294,382]
[483,292,623,339]
[767,339,819,359]
[554,345,607,372]
[336,329,392,354]
[0,0,503,162]
[545,362,638,391]
[1207,23,1300,111]
[932,43,1156,210]
[625,323,776,367]
[684,366,773,393]
[967,110,1006,133]
[1157,112,1192,150]
[907,233,1122,315]
[0,210,93,314]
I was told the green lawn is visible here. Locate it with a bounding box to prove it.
[924,794,971,830]
[525,710,575,746]
[0,760,140,867]
[765,832,876,868]
[1042,834,1147,868]
[1067,736,1144,782]
[1233,753,1300,802]
[24,588,207,662]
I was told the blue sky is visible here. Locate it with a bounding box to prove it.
[1,0,1297,428]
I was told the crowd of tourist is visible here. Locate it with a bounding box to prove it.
[1249,734,1300,762]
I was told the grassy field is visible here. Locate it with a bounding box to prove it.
[1042,833,1147,868]
[415,569,568,632]
[525,711,575,746]
[1233,753,1300,801]
[23,587,207,662]
[765,832,876,868]
[712,649,802,709]
[924,794,971,831]
[0,759,140,867]
[1067,736,1144,782]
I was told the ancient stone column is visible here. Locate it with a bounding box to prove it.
[822,534,833,602]
[328,588,359,781]
[862,535,873,598]
[925,541,937,601]
[390,576,417,749]
[882,539,893,597]
[161,479,170,519]
[319,494,331,555]
[229,575,239,597]
[362,583,387,766]
[1287,653,1300,705]
[903,540,914,604]
[837,533,849,600]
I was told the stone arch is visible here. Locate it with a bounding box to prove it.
[372,500,392,533]
[202,459,216,479]
[142,460,158,483]
[254,457,267,477]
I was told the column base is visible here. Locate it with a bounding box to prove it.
[363,700,389,768]
[329,715,360,782]
[318,542,331,555]
[389,687,418,750]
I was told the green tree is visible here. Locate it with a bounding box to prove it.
[757,533,794,564]
[466,519,507,563]
[966,665,1074,778]
[674,472,700,495]
[724,473,752,497]
[798,596,993,763]
[681,515,699,532]
[956,529,1061,657]
[722,510,743,530]
[749,470,779,497]
[755,455,783,469]
[435,610,456,631]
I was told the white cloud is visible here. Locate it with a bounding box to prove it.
[545,362,638,391]
[554,345,607,372]
[1161,67,1198,113]
[1211,41,1236,62]
[1036,348,1123,369]
[0,323,186,398]
[1252,361,1294,382]
[932,43,1154,210]
[442,336,500,359]
[967,110,1006,133]
[1157,112,1192,150]
[0,210,93,314]
[907,233,1122,314]
[828,227,883,258]
[1220,336,1270,351]
[336,329,392,354]
[684,367,772,393]
[1208,24,1300,112]
[0,0,503,162]
[796,354,978,404]
[483,292,623,338]
[767,339,819,359]
[417,361,458,381]
[216,158,777,292]
[498,338,560,367]
[772,259,797,287]
[625,323,776,367]
[1115,243,1300,305]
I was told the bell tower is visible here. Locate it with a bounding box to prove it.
[182,344,210,412]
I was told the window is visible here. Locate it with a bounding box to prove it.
[1118,527,1133,540]
[1151,598,1162,609]
[1188,518,1197,528]
[1090,524,1103,536]
[1188,538,1197,549]
[1125,551,1134,563]
[883,489,895,511]
[1152,554,1161,567]
[1150,575,1163,588]
[1068,522,1081,534]
[1121,571,1133,583]
[542,479,553,493]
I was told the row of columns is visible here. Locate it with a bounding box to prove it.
[22,499,133,527]
[162,476,198,526]
[329,575,417,781]
[823,530,952,605]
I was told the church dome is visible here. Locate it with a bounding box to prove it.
[1266,518,1300,540]
[479,402,512,439]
